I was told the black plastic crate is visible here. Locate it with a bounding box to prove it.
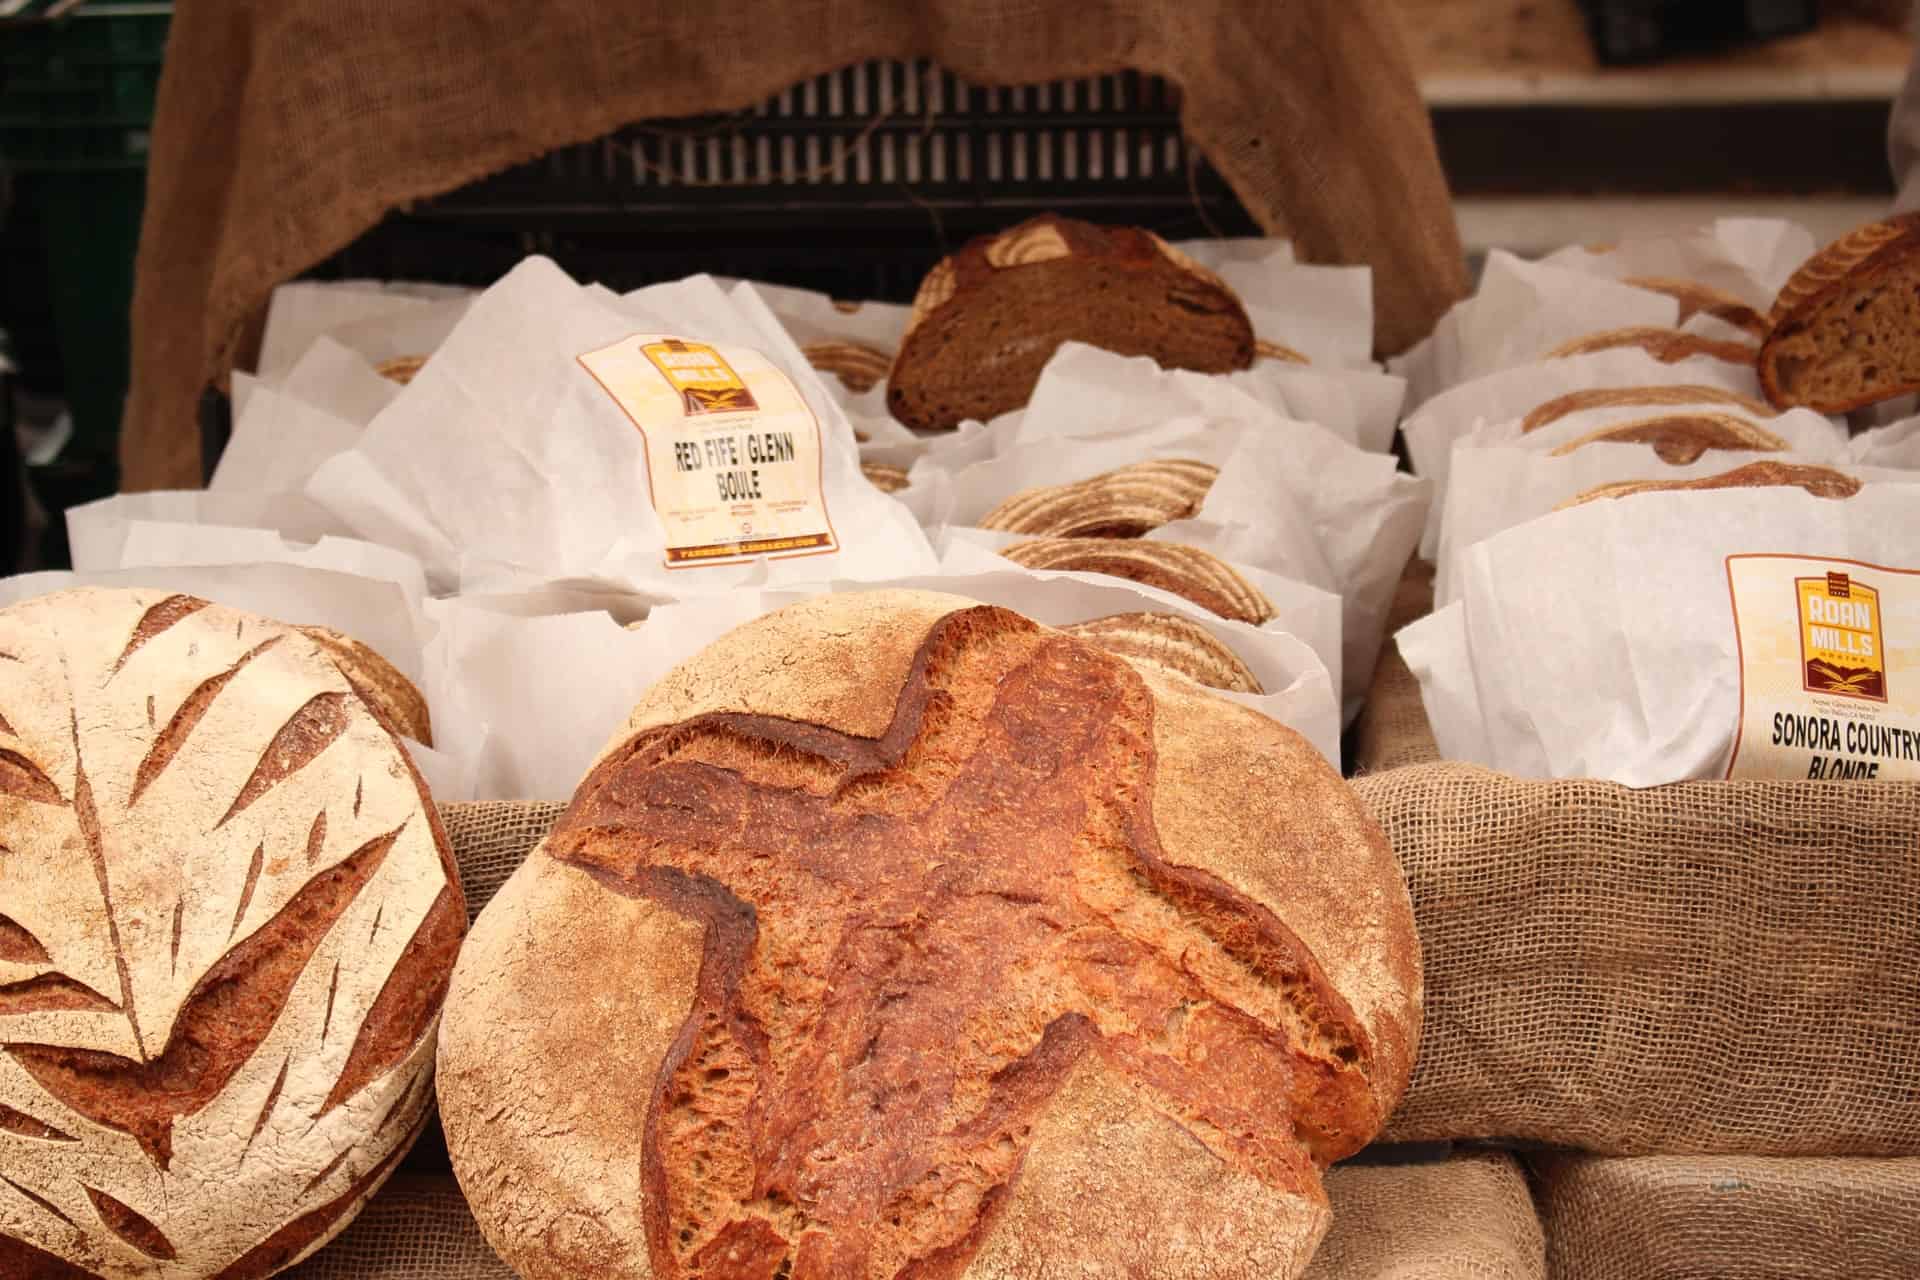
[1575,0,1818,65]
[315,60,1262,306]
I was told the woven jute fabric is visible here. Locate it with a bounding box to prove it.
[121,0,1466,491]
[1531,1152,1920,1280]
[286,1158,1543,1278]
[1354,763,1920,1155]
[1304,1153,1545,1280]
[1351,557,1440,774]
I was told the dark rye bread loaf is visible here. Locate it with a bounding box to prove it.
[1562,460,1864,508]
[437,590,1420,1280]
[1061,611,1266,694]
[0,588,462,1278]
[1760,212,1920,413]
[1546,412,1788,465]
[886,215,1256,431]
[1000,537,1278,626]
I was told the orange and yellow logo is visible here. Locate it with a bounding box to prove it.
[641,339,759,416]
[1798,571,1887,701]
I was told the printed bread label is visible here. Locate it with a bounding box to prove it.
[578,334,837,567]
[1726,554,1920,780]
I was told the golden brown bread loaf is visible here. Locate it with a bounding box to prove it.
[859,461,911,494]
[978,459,1219,538]
[1547,327,1759,368]
[373,354,428,385]
[1520,385,1774,435]
[1563,460,1864,508]
[1622,277,1768,338]
[1759,212,1920,413]
[803,341,894,394]
[296,625,433,745]
[1547,412,1788,465]
[1061,611,1266,694]
[886,215,1256,431]
[0,588,463,1278]
[437,590,1420,1280]
[1001,537,1277,625]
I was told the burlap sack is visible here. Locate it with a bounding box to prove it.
[1532,1152,1920,1280]
[122,1,1466,491]
[289,1158,1542,1279]
[1355,762,1920,1155]
[1351,557,1440,773]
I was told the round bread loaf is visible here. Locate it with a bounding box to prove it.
[0,588,463,1278]
[439,590,1420,1280]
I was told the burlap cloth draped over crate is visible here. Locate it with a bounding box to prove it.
[1531,1152,1920,1280]
[1349,562,1920,1155]
[120,0,1467,491]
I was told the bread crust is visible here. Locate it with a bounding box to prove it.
[1547,327,1758,367]
[0,588,460,1278]
[1759,212,1920,412]
[440,591,1418,1280]
[978,459,1219,539]
[886,215,1255,431]
[1562,460,1863,508]
[1061,611,1265,694]
[1546,412,1787,465]
[1000,538,1276,625]
[1521,385,1774,435]
[859,461,910,494]
[803,341,894,394]
[1622,277,1767,339]
[374,354,427,385]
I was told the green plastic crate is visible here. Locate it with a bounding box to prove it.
[1,1,170,172]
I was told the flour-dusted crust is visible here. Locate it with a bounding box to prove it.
[439,590,1419,1280]
[1562,460,1864,509]
[886,215,1256,432]
[1000,538,1277,625]
[1759,212,1920,413]
[1061,612,1265,694]
[802,341,894,395]
[1520,384,1774,434]
[1546,412,1788,465]
[296,625,432,746]
[0,588,461,1279]
[978,459,1219,539]
[1547,327,1758,368]
[859,461,911,494]
[1622,277,1767,338]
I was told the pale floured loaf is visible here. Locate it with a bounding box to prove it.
[886,215,1256,431]
[1563,460,1864,508]
[1759,212,1920,413]
[1546,412,1788,465]
[1000,537,1277,625]
[978,459,1219,538]
[438,590,1420,1280]
[1061,611,1265,694]
[0,588,463,1279]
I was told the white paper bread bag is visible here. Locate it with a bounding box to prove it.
[1434,448,1911,609]
[423,570,1342,800]
[1399,480,1920,786]
[1401,347,1841,558]
[255,279,473,381]
[305,256,937,594]
[1538,217,1813,319]
[0,563,471,799]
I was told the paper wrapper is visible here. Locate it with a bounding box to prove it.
[1402,348,1831,558]
[304,257,937,594]
[1171,238,1377,371]
[0,563,470,800]
[1852,415,1920,469]
[256,279,473,380]
[1399,484,1920,785]
[914,386,1427,717]
[1538,217,1815,307]
[66,491,356,571]
[425,570,1342,799]
[1434,446,1906,609]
